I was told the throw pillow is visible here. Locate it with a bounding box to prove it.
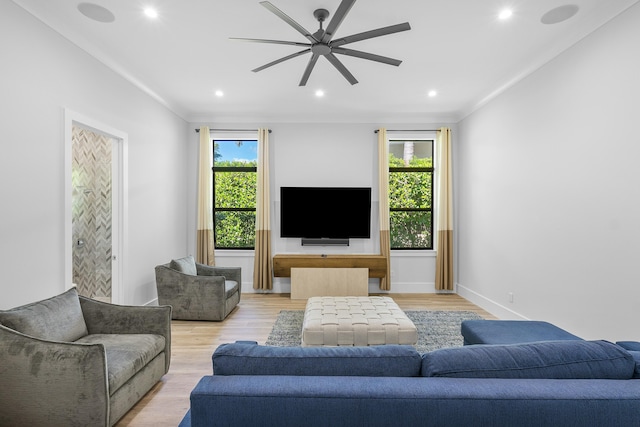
[421,340,635,379]
[170,255,197,275]
[213,342,422,377]
[0,287,89,342]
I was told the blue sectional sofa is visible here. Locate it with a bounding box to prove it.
[461,319,583,345]
[181,339,640,427]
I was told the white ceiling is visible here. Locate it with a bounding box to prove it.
[12,0,639,123]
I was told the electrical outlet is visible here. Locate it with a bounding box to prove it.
[508,292,514,303]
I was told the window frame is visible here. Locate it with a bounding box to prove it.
[388,137,435,251]
[211,137,258,250]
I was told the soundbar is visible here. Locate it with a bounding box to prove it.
[301,238,349,246]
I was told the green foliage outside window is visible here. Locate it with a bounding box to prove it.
[389,153,433,249]
[214,159,257,249]
[212,139,433,250]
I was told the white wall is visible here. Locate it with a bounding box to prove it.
[188,122,455,294]
[456,3,640,341]
[0,2,188,308]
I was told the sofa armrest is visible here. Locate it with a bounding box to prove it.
[79,296,172,373]
[0,324,109,426]
[197,263,241,283]
[197,264,241,301]
[157,265,228,297]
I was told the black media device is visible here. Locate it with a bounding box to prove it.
[280,187,371,243]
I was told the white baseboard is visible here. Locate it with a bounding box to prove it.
[243,281,439,294]
[456,282,528,320]
[372,281,438,293]
[149,281,530,318]
[243,281,289,293]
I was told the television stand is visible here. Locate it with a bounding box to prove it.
[273,254,387,278]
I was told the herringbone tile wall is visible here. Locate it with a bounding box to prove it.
[71,126,113,301]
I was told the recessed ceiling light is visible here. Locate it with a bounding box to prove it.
[215,90,224,97]
[77,3,115,23]
[541,5,579,25]
[498,9,513,20]
[315,90,325,97]
[428,90,437,97]
[143,7,159,19]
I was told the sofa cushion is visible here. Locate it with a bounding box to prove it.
[616,341,640,351]
[626,351,640,379]
[213,342,422,377]
[421,340,635,379]
[170,255,197,275]
[617,342,640,379]
[461,320,582,345]
[0,287,88,342]
[75,333,166,394]
[225,280,238,298]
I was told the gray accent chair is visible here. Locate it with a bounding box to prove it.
[155,255,241,321]
[0,287,171,426]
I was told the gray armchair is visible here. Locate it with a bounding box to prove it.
[0,287,171,426]
[155,255,241,321]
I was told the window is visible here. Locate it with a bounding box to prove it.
[212,139,258,249]
[388,139,434,249]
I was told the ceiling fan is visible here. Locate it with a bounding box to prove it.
[230,0,411,86]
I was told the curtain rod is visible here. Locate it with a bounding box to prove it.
[195,128,271,133]
[374,129,439,133]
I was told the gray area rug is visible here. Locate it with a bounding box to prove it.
[265,310,483,353]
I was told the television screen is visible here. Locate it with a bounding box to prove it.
[280,187,371,239]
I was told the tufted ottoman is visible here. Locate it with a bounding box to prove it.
[301,296,418,347]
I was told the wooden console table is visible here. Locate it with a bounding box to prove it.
[273,254,387,278]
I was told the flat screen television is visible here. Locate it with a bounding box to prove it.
[280,187,371,240]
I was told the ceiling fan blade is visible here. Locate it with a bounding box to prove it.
[252,49,311,73]
[230,37,311,48]
[321,0,356,43]
[332,47,402,66]
[331,22,411,47]
[260,1,318,43]
[324,53,358,85]
[299,54,320,86]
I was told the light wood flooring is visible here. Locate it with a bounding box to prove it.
[116,293,496,426]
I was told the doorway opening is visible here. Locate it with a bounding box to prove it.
[65,110,127,304]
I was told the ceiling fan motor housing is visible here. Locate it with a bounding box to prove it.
[312,43,331,55]
[313,8,330,23]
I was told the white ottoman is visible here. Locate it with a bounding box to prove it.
[301,296,418,347]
